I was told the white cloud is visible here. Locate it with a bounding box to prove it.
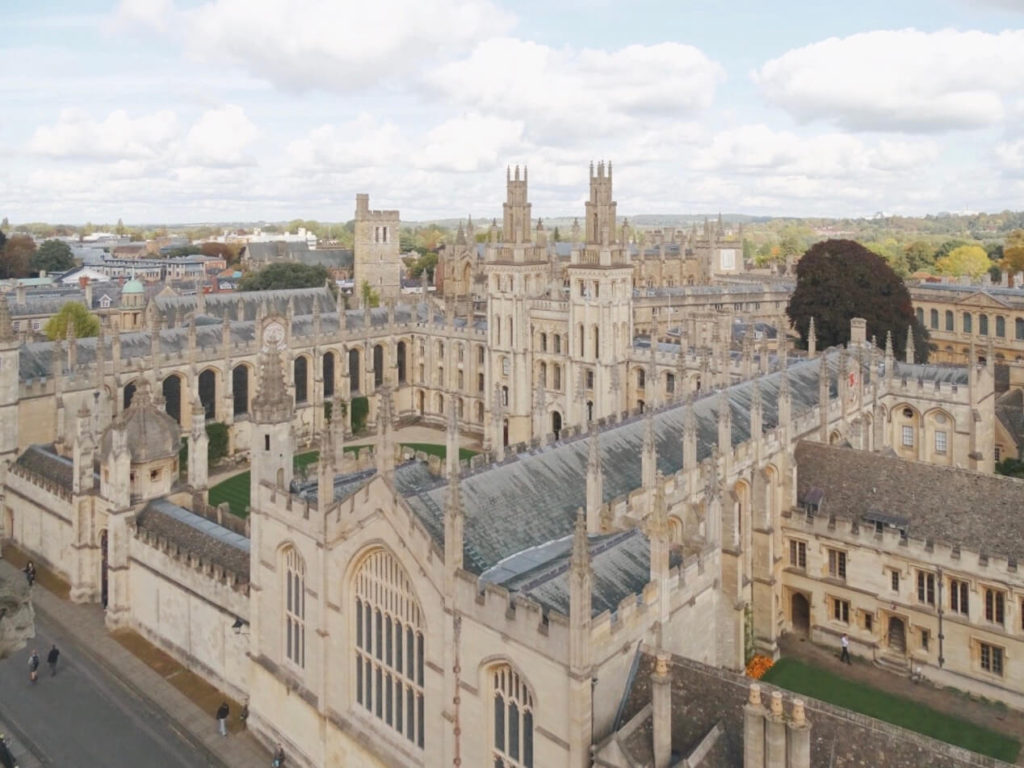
[425,38,724,140]
[28,108,179,160]
[996,139,1024,174]
[28,106,258,169]
[418,114,526,172]
[117,0,513,92]
[285,114,409,171]
[179,105,258,167]
[754,29,1024,132]
[692,124,939,177]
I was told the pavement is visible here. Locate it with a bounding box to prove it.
[0,554,271,768]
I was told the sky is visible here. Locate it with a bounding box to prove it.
[2,0,1024,225]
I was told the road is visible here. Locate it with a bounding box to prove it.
[0,611,212,768]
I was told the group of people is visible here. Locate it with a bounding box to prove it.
[214,700,285,766]
[27,645,60,683]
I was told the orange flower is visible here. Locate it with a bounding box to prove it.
[745,654,774,680]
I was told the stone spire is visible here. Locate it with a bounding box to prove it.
[675,343,687,402]
[332,393,346,474]
[188,393,208,492]
[376,386,395,478]
[569,508,592,672]
[642,407,657,490]
[72,404,95,495]
[648,472,670,584]
[905,327,915,364]
[778,369,792,432]
[807,317,817,359]
[444,455,464,589]
[252,346,293,424]
[585,426,603,533]
[819,355,830,440]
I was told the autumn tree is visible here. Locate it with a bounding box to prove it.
[904,241,936,273]
[787,239,929,363]
[200,241,241,265]
[237,262,329,291]
[31,239,75,274]
[935,245,991,280]
[1000,229,1024,287]
[360,280,381,308]
[44,302,100,341]
[0,234,35,279]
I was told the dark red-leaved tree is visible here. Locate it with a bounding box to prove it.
[787,239,929,362]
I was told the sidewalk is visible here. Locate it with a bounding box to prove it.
[0,555,270,768]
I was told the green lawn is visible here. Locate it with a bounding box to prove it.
[209,443,476,518]
[761,658,1020,762]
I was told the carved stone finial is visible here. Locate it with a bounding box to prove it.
[655,651,670,678]
[770,690,783,716]
[792,698,806,725]
[748,683,761,706]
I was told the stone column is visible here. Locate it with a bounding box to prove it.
[765,691,787,768]
[651,652,672,768]
[743,683,765,768]
[787,699,810,768]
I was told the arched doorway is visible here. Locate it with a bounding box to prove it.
[887,616,906,654]
[791,593,810,636]
[551,411,562,437]
[163,375,182,424]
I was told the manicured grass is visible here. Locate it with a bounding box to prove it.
[209,444,474,518]
[761,658,1020,762]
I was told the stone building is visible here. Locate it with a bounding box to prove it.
[0,164,1016,768]
[353,193,402,306]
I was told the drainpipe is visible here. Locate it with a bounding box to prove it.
[937,566,945,668]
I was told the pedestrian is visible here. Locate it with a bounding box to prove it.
[0,734,16,768]
[23,561,36,588]
[840,633,851,664]
[239,697,249,729]
[47,644,60,676]
[28,649,40,683]
[216,701,230,737]
[272,742,286,767]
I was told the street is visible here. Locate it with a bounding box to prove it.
[0,611,211,768]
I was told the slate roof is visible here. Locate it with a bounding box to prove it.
[793,441,1024,563]
[14,444,75,492]
[135,498,250,579]
[245,242,353,269]
[995,388,1024,452]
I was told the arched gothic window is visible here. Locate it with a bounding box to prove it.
[492,665,534,768]
[354,549,425,748]
[283,547,305,668]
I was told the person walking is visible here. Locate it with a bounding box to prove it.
[28,649,40,683]
[216,701,230,737]
[47,644,60,676]
[272,743,286,767]
[840,633,852,664]
[23,561,35,588]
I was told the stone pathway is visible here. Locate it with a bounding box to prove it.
[0,553,270,768]
[779,634,1024,765]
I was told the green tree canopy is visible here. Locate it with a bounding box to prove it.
[31,239,75,274]
[1,234,35,279]
[360,280,381,308]
[903,240,936,273]
[935,245,991,280]
[787,239,929,363]
[44,302,100,341]
[1001,230,1024,286]
[237,262,329,291]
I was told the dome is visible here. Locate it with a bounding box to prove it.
[122,278,145,295]
[101,380,181,464]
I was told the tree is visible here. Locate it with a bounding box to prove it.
[237,262,329,291]
[44,302,100,341]
[0,228,6,254]
[200,241,241,265]
[408,251,438,281]
[360,280,381,308]
[31,239,75,274]
[1000,230,1024,287]
[787,239,929,363]
[904,241,936,273]
[935,245,991,280]
[0,234,35,279]
[116,218,125,236]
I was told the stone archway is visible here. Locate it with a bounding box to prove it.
[791,592,810,636]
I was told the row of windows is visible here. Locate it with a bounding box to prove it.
[900,425,947,453]
[826,594,1007,677]
[918,307,1024,339]
[791,542,1024,630]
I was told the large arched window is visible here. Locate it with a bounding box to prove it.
[294,356,309,404]
[283,546,305,668]
[354,549,425,748]
[492,665,534,768]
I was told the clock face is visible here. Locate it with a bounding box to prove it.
[263,321,286,350]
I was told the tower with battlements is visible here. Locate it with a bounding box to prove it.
[353,193,401,307]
